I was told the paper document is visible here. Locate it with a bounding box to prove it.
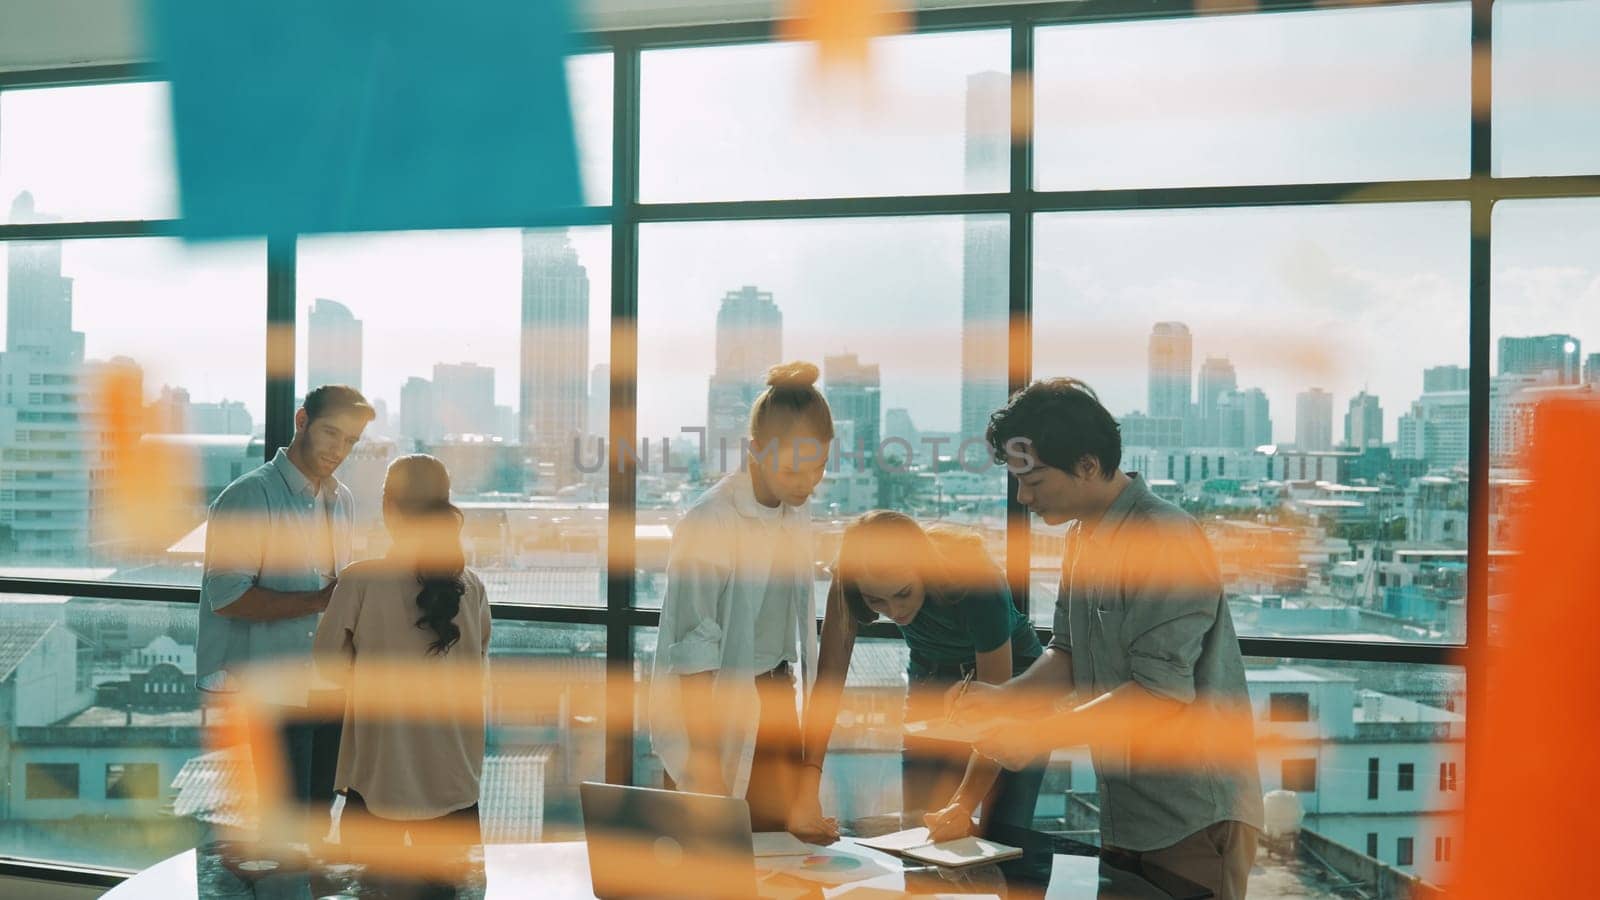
[758,848,890,886]
[853,827,1022,869]
[752,831,814,857]
[902,835,1023,868]
[855,826,937,853]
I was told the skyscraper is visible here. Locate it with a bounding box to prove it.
[1585,353,1600,387]
[959,71,1010,443]
[1196,356,1237,446]
[1295,388,1334,451]
[1423,364,1470,393]
[433,362,496,437]
[306,298,363,391]
[1498,334,1582,384]
[707,286,782,472]
[1344,391,1383,449]
[1148,322,1194,422]
[1,192,94,559]
[1398,391,1468,468]
[824,353,882,466]
[5,193,82,363]
[588,363,610,439]
[1217,387,1272,449]
[400,376,437,448]
[520,229,591,489]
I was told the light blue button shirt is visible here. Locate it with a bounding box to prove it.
[197,448,355,705]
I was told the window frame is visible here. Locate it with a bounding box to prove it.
[0,0,1564,882]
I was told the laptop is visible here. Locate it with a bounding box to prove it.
[579,782,759,900]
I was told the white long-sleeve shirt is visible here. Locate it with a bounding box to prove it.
[648,471,818,795]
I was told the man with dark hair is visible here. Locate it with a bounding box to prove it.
[954,378,1263,899]
[199,384,375,850]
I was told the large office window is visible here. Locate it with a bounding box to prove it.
[634,215,1009,609]
[1032,4,1470,190]
[640,30,1011,202]
[1031,203,1470,640]
[296,227,612,606]
[1492,0,1600,177]
[1487,199,1600,638]
[0,83,178,223]
[1,0,1586,885]
[0,598,206,869]
[485,621,606,841]
[0,234,266,584]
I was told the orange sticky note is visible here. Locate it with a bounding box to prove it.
[777,0,910,71]
[1453,395,1600,898]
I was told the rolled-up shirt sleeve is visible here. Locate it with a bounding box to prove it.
[661,516,732,675]
[199,481,268,612]
[1121,520,1223,706]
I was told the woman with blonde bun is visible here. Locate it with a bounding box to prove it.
[649,361,834,832]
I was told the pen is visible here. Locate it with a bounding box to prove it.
[947,668,976,722]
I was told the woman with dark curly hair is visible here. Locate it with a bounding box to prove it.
[314,454,488,897]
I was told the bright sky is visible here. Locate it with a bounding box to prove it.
[0,0,1596,443]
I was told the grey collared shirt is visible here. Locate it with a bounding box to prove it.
[197,448,355,705]
[1048,474,1264,851]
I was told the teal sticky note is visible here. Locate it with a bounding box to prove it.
[148,0,584,238]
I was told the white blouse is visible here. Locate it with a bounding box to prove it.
[648,471,818,796]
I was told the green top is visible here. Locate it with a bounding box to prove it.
[900,576,1042,676]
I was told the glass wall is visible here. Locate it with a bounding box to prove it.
[1032,203,1471,642]
[1033,3,1471,190]
[1,0,1587,883]
[1040,658,1464,885]
[640,30,1010,202]
[296,226,612,607]
[634,214,1009,609]
[0,236,265,584]
[1487,199,1600,637]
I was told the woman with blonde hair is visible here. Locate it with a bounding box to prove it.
[314,454,489,897]
[649,361,834,831]
[789,510,1045,843]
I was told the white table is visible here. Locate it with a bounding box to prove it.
[102,837,1182,899]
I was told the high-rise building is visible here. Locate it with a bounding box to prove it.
[1196,356,1237,446]
[1397,391,1468,469]
[707,286,782,472]
[520,229,591,489]
[0,192,97,561]
[1345,391,1383,449]
[1423,365,1470,393]
[306,298,363,391]
[399,376,437,448]
[824,353,882,466]
[959,71,1010,444]
[588,363,610,439]
[884,407,919,451]
[190,400,253,435]
[1498,334,1582,384]
[1585,353,1600,387]
[1295,388,1334,451]
[4,193,82,363]
[1217,388,1272,449]
[1148,322,1194,422]
[1120,412,1185,449]
[433,362,496,437]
